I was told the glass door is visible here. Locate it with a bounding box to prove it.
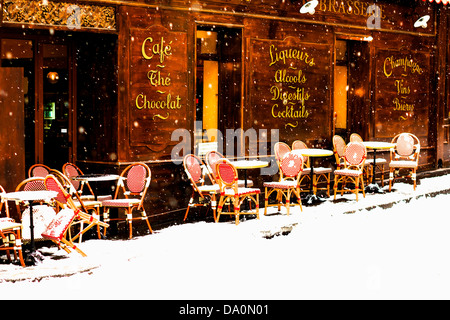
[40,43,71,169]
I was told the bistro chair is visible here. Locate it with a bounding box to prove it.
[62,162,95,200]
[49,169,101,213]
[292,140,331,197]
[44,174,108,243]
[41,208,87,257]
[274,142,291,166]
[101,162,153,239]
[48,169,103,241]
[332,135,346,169]
[28,163,51,178]
[333,141,367,201]
[205,150,253,187]
[14,177,57,243]
[215,158,260,225]
[264,151,303,215]
[389,133,420,191]
[183,154,219,222]
[0,184,25,266]
[14,177,47,210]
[350,133,387,186]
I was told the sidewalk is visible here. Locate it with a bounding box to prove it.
[1,168,450,283]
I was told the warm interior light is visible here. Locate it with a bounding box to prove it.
[47,71,59,84]
[414,15,430,28]
[300,0,318,14]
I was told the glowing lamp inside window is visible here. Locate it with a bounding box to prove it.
[47,71,59,84]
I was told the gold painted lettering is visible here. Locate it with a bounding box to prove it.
[141,37,154,60]
[147,70,171,86]
[134,93,182,110]
[394,79,410,95]
[353,1,361,15]
[141,36,172,64]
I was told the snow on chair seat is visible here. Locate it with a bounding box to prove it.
[216,158,260,225]
[101,163,153,239]
[333,141,367,202]
[389,133,420,191]
[42,208,87,257]
[264,151,303,216]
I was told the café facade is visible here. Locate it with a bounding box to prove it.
[0,0,448,227]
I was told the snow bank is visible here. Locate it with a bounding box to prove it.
[1,173,450,300]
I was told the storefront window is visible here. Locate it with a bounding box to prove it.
[195,26,242,155]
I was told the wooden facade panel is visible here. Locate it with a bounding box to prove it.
[0,68,25,189]
[248,37,332,145]
[128,25,188,156]
[374,48,431,141]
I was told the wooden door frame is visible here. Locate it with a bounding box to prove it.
[34,39,75,165]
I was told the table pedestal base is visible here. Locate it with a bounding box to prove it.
[25,248,45,265]
[365,183,385,194]
[303,193,325,205]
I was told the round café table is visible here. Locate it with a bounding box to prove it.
[229,160,268,188]
[362,141,395,193]
[229,160,268,212]
[291,148,333,205]
[3,190,58,265]
[71,174,120,201]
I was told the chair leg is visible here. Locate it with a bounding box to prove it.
[264,187,268,215]
[126,211,133,239]
[326,173,330,197]
[389,168,394,192]
[216,196,225,223]
[234,197,240,225]
[184,193,195,221]
[285,189,291,216]
[211,195,217,222]
[103,208,110,236]
[255,193,259,220]
[14,229,25,267]
[360,175,365,198]
[333,176,338,200]
[60,238,87,257]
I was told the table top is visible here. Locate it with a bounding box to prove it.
[72,174,120,182]
[230,160,269,169]
[291,148,334,157]
[3,190,58,201]
[362,141,396,150]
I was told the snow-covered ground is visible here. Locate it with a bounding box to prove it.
[2,173,450,300]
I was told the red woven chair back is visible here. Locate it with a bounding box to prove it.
[126,164,148,193]
[274,142,291,162]
[63,163,82,190]
[344,142,366,166]
[16,177,46,192]
[350,133,363,142]
[396,133,415,156]
[42,208,76,241]
[216,159,237,187]
[184,154,203,184]
[206,150,224,179]
[279,152,303,178]
[44,175,69,205]
[333,135,346,158]
[29,164,51,177]
[291,140,309,164]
